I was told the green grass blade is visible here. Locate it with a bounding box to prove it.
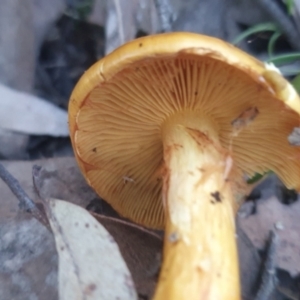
[232,22,280,45]
[267,31,282,57]
[291,74,300,94]
[285,0,294,15]
[266,53,300,65]
[247,171,273,184]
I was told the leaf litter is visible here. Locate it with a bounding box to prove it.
[0,158,299,299]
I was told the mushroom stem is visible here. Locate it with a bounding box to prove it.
[154,113,240,300]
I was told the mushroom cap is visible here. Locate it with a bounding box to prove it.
[69,32,300,229]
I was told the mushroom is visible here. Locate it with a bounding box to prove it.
[68,32,300,300]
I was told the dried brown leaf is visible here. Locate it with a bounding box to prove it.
[93,214,163,299]
[46,199,137,300]
[236,225,261,300]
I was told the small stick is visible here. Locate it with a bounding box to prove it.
[255,230,278,300]
[0,162,49,228]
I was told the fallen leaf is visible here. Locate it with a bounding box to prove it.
[105,0,158,54]
[105,0,138,54]
[0,83,68,136]
[46,198,138,300]
[31,158,102,208]
[238,196,300,276]
[236,224,261,300]
[93,214,163,299]
[0,128,29,159]
[0,0,35,92]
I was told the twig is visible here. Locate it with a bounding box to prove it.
[255,230,278,300]
[153,0,175,32]
[32,164,43,199]
[0,162,49,228]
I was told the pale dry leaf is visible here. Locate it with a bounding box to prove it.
[0,128,29,159]
[153,0,176,32]
[105,0,138,54]
[31,158,102,209]
[238,196,300,276]
[93,214,163,299]
[0,83,68,136]
[105,0,158,54]
[46,199,138,300]
[0,0,35,92]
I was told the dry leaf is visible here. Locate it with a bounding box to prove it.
[46,198,137,300]
[0,83,68,136]
[0,0,35,91]
[236,225,261,300]
[93,214,163,299]
[238,196,300,276]
[105,0,158,54]
[31,158,101,208]
[0,128,29,159]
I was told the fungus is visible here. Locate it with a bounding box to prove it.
[68,32,300,300]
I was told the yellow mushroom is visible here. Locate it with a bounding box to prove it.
[68,32,300,300]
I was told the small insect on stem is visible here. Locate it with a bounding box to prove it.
[123,176,135,184]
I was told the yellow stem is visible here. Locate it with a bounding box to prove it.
[153,112,240,300]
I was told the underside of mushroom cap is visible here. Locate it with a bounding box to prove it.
[69,32,300,229]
